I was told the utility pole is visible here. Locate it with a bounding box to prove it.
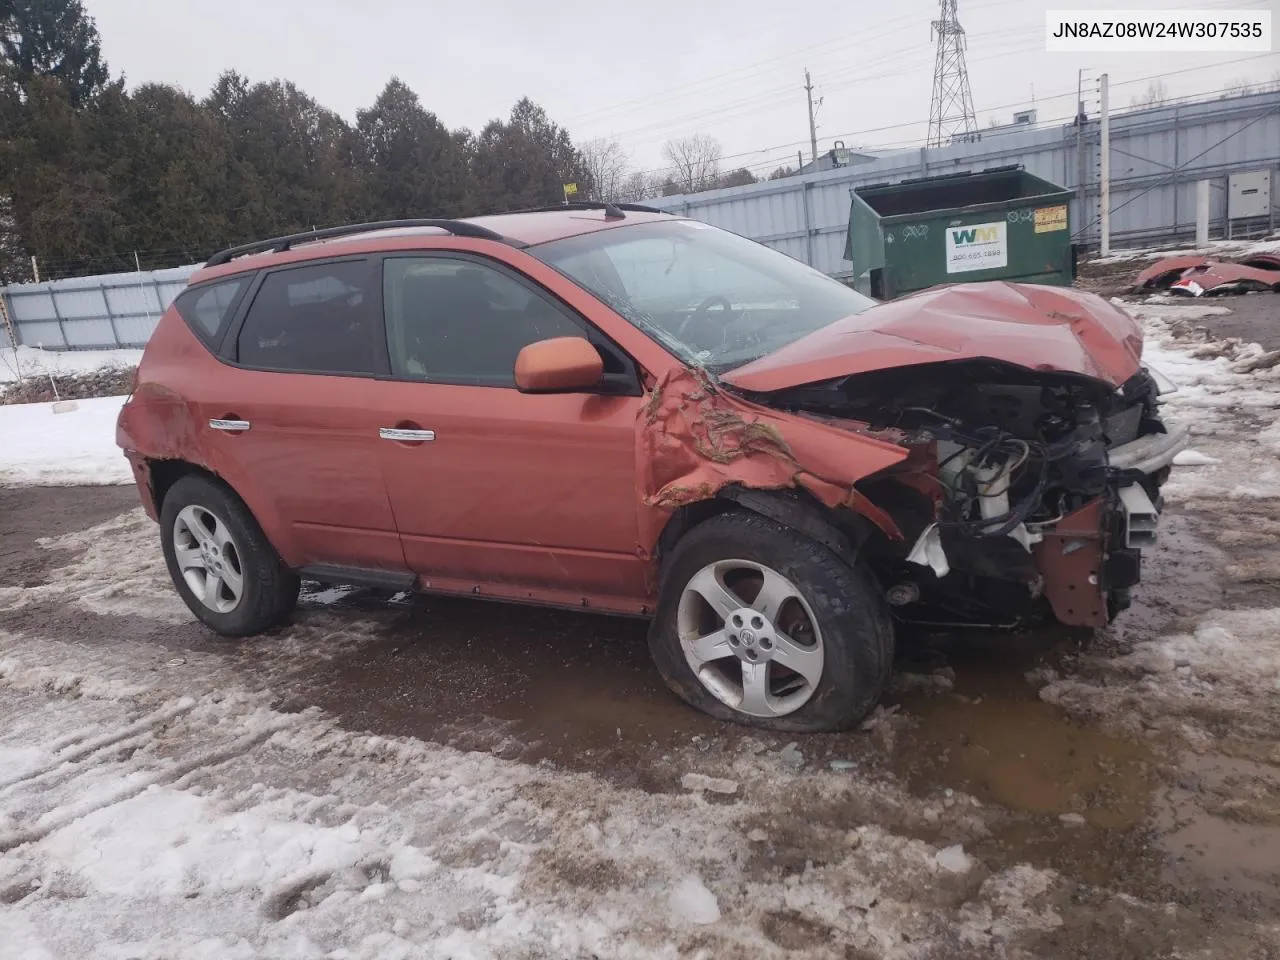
[1100,73,1111,256]
[1075,68,1087,232]
[804,69,819,165]
[927,0,978,148]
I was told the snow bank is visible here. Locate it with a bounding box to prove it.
[0,395,131,486]
[1089,234,1280,265]
[0,345,143,384]
[1124,300,1280,506]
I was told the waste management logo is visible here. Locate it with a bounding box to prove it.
[945,221,1008,274]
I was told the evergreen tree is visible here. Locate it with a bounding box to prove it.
[357,77,473,219]
[206,75,362,241]
[0,0,109,105]
[472,98,587,212]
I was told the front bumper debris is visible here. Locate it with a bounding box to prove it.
[1108,423,1189,475]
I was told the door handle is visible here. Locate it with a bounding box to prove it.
[379,427,435,442]
[209,418,251,433]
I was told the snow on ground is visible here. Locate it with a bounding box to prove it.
[0,515,1059,959]
[0,395,131,487]
[1029,296,1280,740]
[1089,233,1280,265]
[0,345,143,384]
[1126,299,1280,506]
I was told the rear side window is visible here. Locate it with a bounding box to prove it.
[174,277,248,345]
[236,260,380,375]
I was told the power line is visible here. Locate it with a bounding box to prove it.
[625,55,1280,181]
[571,0,1272,139]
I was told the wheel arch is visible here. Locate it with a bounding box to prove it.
[144,458,303,567]
[655,486,877,578]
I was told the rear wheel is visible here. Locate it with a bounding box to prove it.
[648,511,894,732]
[160,475,299,636]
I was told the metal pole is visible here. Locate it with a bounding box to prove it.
[805,69,818,164]
[133,252,158,347]
[1170,103,1181,238]
[1075,69,1088,245]
[30,256,39,284]
[1099,73,1111,257]
[1195,180,1210,248]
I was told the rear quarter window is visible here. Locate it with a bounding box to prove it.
[173,276,250,347]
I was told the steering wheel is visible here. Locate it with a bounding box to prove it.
[676,295,742,348]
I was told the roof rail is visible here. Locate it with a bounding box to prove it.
[505,201,666,220]
[205,219,515,267]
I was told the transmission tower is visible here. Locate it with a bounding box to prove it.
[927,0,978,148]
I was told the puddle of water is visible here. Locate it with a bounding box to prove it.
[888,629,1164,889]
[1155,753,1280,913]
[901,689,1154,827]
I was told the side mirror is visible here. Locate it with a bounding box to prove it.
[514,336,604,393]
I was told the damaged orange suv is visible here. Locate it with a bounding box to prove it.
[117,204,1184,731]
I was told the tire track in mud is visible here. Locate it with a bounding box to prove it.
[0,698,197,792]
[0,701,299,854]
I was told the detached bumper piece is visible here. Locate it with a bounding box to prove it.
[1118,484,1159,548]
[1108,423,1189,475]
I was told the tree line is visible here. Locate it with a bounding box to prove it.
[0,0,762,284]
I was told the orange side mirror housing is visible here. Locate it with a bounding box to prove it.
[514,336,604,393]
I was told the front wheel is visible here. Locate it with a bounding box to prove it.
[648,511,894,732]
[159,474,300,636]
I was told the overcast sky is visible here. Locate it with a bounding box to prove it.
[85,0,1279,179]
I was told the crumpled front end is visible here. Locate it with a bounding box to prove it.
[758,359,1183,628]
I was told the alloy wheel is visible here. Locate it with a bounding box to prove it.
[172,504,245,614]
[676,559,825,718]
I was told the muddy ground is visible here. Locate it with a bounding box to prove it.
[3,476,1279,957]
[3,281,1280,956]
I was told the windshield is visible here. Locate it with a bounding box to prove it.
[530,220,876,371]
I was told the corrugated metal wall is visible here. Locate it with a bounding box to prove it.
[1,265,198,350]
[2,92,1277,352]
[646,90,1280,280]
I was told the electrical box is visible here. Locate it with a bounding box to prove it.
[1228,170,1272,220]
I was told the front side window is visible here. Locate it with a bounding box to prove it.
[530,220,876,371]
[236,260,378,374]
[382,256,583,386]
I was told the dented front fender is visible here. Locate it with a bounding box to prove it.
[636,367,908,554]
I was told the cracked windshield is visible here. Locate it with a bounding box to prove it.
[533,220,877,370]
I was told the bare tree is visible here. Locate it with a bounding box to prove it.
[1131,79,1168,107]
[615,170,655,203]
[768,166,795,181]
[579,138,629,202]
[662,133,721,194]
[1222,77,1257,98]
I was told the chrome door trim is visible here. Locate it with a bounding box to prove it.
[379,427,435,442]
[208,419,251,432]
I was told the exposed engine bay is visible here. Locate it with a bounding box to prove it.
[756,359,1188,628]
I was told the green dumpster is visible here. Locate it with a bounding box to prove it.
[845,165,1074,299]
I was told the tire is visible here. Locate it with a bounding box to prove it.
[159,474,300,637]
[648,511,894,732]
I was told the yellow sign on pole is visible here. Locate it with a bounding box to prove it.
[562,182,578,202]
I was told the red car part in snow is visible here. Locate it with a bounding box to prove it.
[1134,253,1280,297]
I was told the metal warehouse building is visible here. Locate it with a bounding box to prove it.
[644,89,1280,281]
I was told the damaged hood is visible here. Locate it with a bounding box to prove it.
[723,281,1145,393]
